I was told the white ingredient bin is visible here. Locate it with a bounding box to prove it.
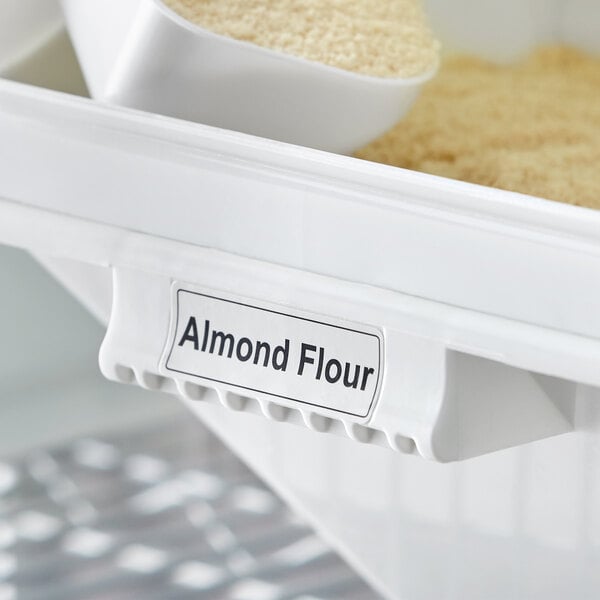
[1,1,600,599]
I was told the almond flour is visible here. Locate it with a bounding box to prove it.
[357,46,600,209]
[162,0,439,78]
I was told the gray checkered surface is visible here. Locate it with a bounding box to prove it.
[0,416,381,600]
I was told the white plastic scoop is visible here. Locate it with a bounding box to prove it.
[60,0,436,154]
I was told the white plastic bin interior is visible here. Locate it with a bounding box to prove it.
[1,1,600,599]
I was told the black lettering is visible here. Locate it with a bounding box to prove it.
[325,359,342,384]
[316,346,324,380]
[297,343,316,376]
[210,330,235,358]
[254,340,271,367]
[201,319,210,351]
[236,338,253,362]
[343,363,361,389]
[273,339,290,371]
[178,316,199,350]
[360,367,375,391]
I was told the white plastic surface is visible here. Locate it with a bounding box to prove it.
[60,0,433,154]
[0,0,62,72]
[3,80,600,343]
[424,0,600,62]
[189,386,600,600]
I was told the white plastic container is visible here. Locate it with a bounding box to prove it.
[2,1,600,599]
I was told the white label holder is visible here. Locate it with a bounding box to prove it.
[0,197,580,463]
[95,242,574,463]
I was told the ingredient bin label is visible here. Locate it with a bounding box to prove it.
[163,287,383,419]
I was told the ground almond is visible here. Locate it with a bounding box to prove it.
[357,46,600,209]
[162,0,439,78]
